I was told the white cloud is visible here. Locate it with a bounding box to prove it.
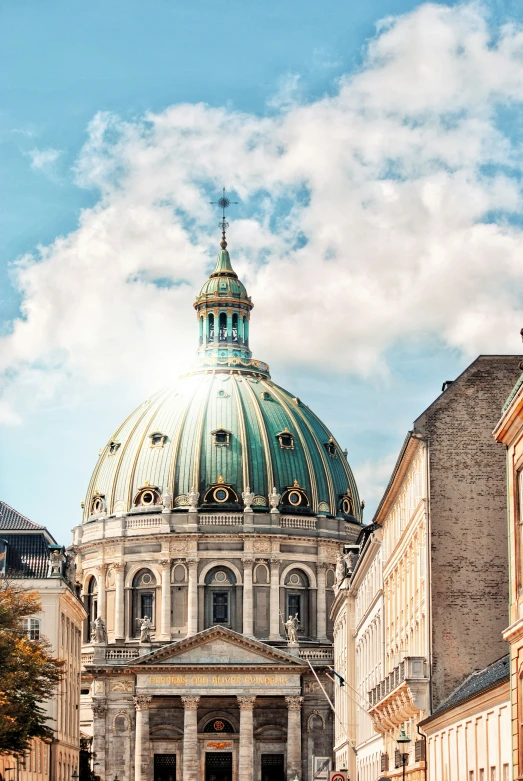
[2,2,523,422]
[27,147,61,174]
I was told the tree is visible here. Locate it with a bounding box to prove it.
[0,580,63,754]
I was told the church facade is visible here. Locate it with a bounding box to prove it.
[74,224,363,781]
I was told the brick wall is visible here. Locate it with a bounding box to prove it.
[414,355,520,707]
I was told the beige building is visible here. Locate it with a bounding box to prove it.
[494,365,523,779]
[332,355,520,780]
[0,500,86,781]
[419,655,510,781]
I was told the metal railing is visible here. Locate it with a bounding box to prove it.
[368,656,428,706]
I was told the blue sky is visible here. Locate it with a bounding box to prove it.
[1,0,523,542]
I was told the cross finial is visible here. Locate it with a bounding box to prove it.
[210,187,238,249]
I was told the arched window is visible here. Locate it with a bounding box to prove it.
[132,569,157,636]
[232,313,238,343]
[199,316,204,346]
[219,312,227,341]
[208,313,215,343]
[243,317,248,346]
[84,577,98,642]
[204,567,237,631]
[284,569,310,638]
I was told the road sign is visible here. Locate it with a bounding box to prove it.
[329,773,348,781]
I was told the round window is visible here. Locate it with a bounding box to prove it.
[214,571,227,582]
[342,498,352,514]
[289,573,301,586]
[141,491,155,505]
[92,498,103,513]
[213,488,228,503]
[141,573,152,585]
[288,491,301,506]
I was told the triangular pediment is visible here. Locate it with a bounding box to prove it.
[132,626,306,668]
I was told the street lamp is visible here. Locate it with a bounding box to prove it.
[396,726,411,781]
[71,770,79,781]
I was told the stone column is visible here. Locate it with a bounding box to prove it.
[181,696,200,781]
[237,696,256,780]
[316,563,328,641]
[96,565,107,621]
[91,700,107,781]
[134,695,152,781]
[269,558,281,640]
[159,559,172,640]
[186,560,198,637]
[285,696,303,781]
[242,559,254,637]
[114,563,125,640]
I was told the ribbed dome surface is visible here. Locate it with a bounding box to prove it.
[84,371,361,522]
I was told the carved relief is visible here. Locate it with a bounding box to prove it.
[253,538,271,553]
[110,679,134,693]
[169,540,188,555]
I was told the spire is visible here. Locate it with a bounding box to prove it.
[210,187,238,250]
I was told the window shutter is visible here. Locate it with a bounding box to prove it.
[415,739,426,762]
[395,750,402,769]
[381,753,389,772]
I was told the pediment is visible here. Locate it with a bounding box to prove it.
[132,626,306,668]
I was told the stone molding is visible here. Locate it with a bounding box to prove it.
[92,699,108,717]
[133,695,152,711]
[237,696,256,710]
[369,680,428,733]
[181,696,200,710]
[285,696,304,711]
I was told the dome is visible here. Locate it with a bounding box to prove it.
[83,228,361,523]
[83,373,361,520]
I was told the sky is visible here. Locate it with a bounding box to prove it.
[2,0,523,542]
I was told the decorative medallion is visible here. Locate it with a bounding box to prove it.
[318,501,330,513]
[174,494,189,507]
[253,495,268,506]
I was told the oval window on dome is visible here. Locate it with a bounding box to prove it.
[213,488,229,503]
[341,497,353,515]
[91,496,105,514]
[288,490,302,506]
[141,490,156,505]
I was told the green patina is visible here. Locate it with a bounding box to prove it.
[84,239,361,522]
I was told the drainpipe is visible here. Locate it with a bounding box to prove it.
[417,724,427,781]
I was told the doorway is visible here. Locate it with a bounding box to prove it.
[154,754,176,781]
[205,751,233,781]
[261,754,285,781]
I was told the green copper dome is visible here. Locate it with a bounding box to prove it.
[83,238,361,522]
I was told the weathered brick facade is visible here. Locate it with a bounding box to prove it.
[414,355,521,707]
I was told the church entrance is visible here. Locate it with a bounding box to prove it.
[153,754,176,781]
[205,752,233,781]
[261,754,285,781]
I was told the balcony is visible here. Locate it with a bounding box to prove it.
[367,656,429,732]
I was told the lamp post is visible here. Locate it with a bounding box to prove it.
[396,726,411,781]
[71,770,79,781]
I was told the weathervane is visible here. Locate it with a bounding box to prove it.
[210,187,238,249]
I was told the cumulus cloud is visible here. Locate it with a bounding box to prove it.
[2,2,523,423]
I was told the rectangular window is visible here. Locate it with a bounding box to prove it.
[288,594,301,620]
[503,765,509,781]
[490,768,496,781]
[25,618,41,640]
[141,594,153,621]
[469,772,474,781]
[212,592,229,623]
[480,770,485,781]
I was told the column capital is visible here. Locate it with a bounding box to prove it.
[92,699,107,717]
[133,695,152,711]
[243,558,255,568]
[316,561,328,571]
[186,558,198,569]
[113,562,125,571]
[285,695,304,711]
[181,695,200,710]
[159,558,171,568]
[269,557,280,566]
[237,695,256,710]
[96,563,108,575]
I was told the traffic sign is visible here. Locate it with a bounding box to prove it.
[329,773,348,781]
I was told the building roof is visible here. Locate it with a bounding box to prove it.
[419,655,510,725]
[0,533,53,579]
[0,500,45,531]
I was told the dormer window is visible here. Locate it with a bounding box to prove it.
[133,484,161,507]
[261,391,271,400]
[340,490,354,515]
[212,428,231,447]
[277,428,294,450]
[149,430,167,448]
[325,437,337,457]
[281,480,309,508]
[90,494,106,515]
[108,441,121,456]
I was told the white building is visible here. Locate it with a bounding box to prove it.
[0,500,86,781]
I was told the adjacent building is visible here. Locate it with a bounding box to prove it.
[0,500,86,781]
[74,231,364,781]
[333,355,520,779]
[494,363,523,779]
[419,655,510,781]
